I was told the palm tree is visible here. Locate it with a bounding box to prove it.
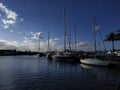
[105,32,116,52]
[116,30,120,40]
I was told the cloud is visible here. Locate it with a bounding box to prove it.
[2,19,15,25]
[0,3,17,20]
[0,38,59,52]
[31,32,43,40]
[0,39,18,50]
[1,24,9,29]
[0,40,6,46]
[49,38,59,46]
[22,37,60,51]
[76,41,94,51]
[0,39,34,51]
[0,36,60,52]
[10,29,14,32]
[17,32,21,34]
[24,37,28,40]
[23,37,32,43]
[79,41,90,46]
[28,31,34,35]
[20,18,24,21]
[0,3,18,29]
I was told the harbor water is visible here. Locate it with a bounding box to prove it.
[0,55,120,90]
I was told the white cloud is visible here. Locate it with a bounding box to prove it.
[22,37,60,52]
[24,37,28,40]
[79,41,89,46]
[0,3,18,29]
[10,29,14,32]
[2,19,15,25]
[77,41,94,51]
[0,3,17,20]
[17,32,21,34]
[0,39,34,51]
[0,37,60,52]
[31,32,43,40]
[1,24,9,29]
[28,31,34,35]
[49,38,59,46]
[20,18,24,21]
[23,37,32,43]
[30,32,34,35]
[0,39,18,50]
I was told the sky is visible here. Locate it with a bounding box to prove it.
[0,0,120,52]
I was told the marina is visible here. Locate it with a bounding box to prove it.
[0,0,120,90]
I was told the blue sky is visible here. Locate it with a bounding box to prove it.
[0,0,120,51]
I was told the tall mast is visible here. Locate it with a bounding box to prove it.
[75,24,77,51]
[68,27,71,51]
[38,33,43,53]
[47,31,50,52]
[93,16,97,59]
[38,37,40,53]
[64,8,67,52]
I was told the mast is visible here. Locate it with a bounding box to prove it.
[47,31,50,52]
[93,16,97,59]
[98,26,107,52]
[75,24,77,51]
[68,27,71,51]
[63,8,67,52]
[38,36,40,53]
[38,33,43,54]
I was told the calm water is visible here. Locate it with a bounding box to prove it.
[0,56,120,90]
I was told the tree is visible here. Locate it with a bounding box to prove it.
[116,30,120,40]
[105,32,116,52]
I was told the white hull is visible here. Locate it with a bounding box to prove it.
[80,59,110,66]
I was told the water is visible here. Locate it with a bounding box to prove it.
[0,55,120,90]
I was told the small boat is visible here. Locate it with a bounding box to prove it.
[80,59,110,66]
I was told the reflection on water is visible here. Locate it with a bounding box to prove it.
[81,64,120,90]
[0,56,120,90]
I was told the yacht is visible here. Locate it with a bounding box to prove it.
[80,16,110,66]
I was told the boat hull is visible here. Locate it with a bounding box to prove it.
[53,55,74,62]
[80,59,110,66]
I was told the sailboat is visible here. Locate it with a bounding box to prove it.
[80,16,110,66]
[52,8,75,62]
[46,31,53,59]
[38,33,45,57]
